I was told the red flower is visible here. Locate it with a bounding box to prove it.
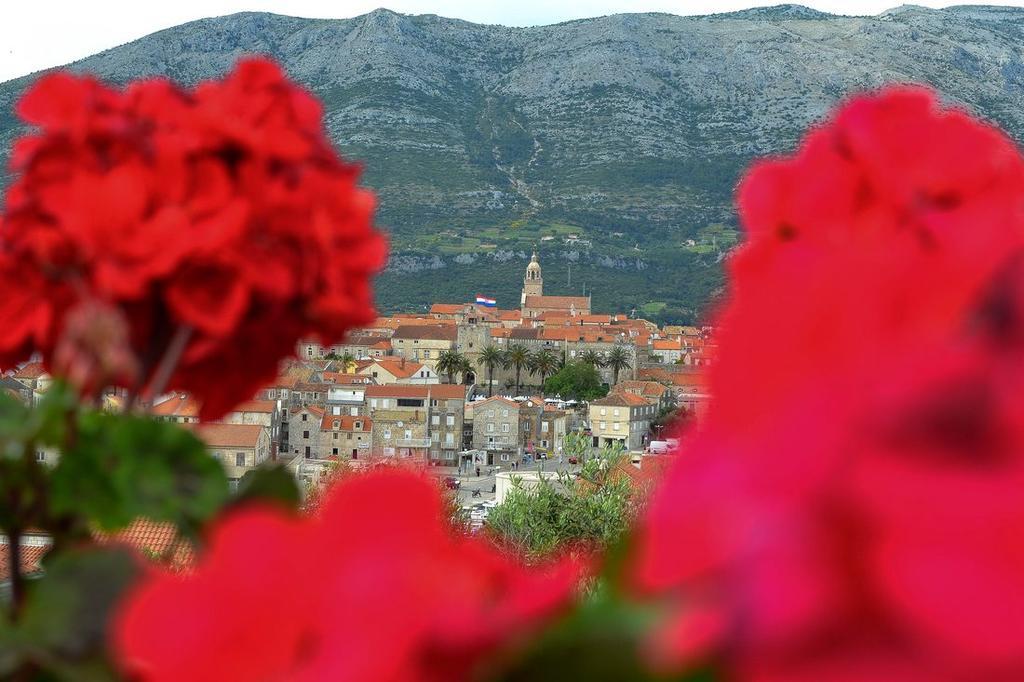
[0,58,386,418]
[631,87,1024,679]
[114,470,583,681]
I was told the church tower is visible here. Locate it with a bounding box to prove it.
[521,251,543,306]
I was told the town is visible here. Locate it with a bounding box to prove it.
[3,253,713,514]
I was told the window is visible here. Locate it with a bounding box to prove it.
[302,414,308,422]
[354,421,362,429]
[384,429,392,440]
[487,410,494,418]
[541,422,549,433]
[432,432,440,442]
[541,439,548,448]
[423,350,430,358]
[613,423,620,431]
[304,446,311,458]
[333,448,339,456]
[487,423,494,433]
[600,421,607,430]
[333,432,339,440]
[432,415,440,425]
[600,408,606,416]
[303,430,309,439]
[404,429,412,440]
[333,420,340,429]
[35,450,46,463]
[613,409,620,417]
[501,409,509,418]
[446,415,455,426]
[502,423,510,433]
[235,452,246,467]
[445,433,454,446]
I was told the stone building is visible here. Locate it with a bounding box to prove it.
[365,385,467,465]
[588,392,657,451]
[287,406,326,460]
[319,413,373,460]
[390,325,457,370]
[519,252,591,319]
[195,423,273,488]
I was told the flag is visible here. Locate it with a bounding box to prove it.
[475,296,497,307]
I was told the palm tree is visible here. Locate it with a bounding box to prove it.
[580,349,605,368]
[605,345,632,385]
[436,349,464,384]
[530,348,560,394]
[339,352,356,373]
[457,356,474,385]
[503,343,532,395]
[478,345,505,397]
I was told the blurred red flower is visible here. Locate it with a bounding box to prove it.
[0,58,386,417]
[114,470,583,682]
[631,87,1024,679]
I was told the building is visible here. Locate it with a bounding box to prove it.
[650,338,685,364]
[588,392,657,451]
[319,413,373,460]
[194,423,272,487]
[471,396,528,464]
[221,400,281,458]
[287,406,326,460]
[357,358,438,385]
[390,325,457,370]
[365,385,467,464]
[610,381,675,412]
[519,252,591,319]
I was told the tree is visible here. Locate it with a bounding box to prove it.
[605,345,632,385]
[436,349,465,384]
[485,441,636,559]
[580,349,605,369]
[543,362,608,401]
[457,355,474,385]
[478,346,505,397]
[503,344,532,395]
[529,349,560,394]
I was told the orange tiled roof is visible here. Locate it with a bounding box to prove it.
[429,303,464,315]
[12,362,47,380]
[652,339,683,351]
[95,519,194,568]
[0,542,48,581]
[319,414,373,431]
[612,381,671,399]
[362,358,428,379]
[152,392,201,418]
[524,295,590,310]
[194,423,265,448]
[591,392,653,407]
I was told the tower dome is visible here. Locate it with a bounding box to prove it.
[521,251,543,306]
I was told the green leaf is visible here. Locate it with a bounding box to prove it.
[231,465,301,511]
[8,546,137,680]
[50,413,229,535]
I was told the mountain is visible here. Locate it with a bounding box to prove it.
[5,4,1024,321]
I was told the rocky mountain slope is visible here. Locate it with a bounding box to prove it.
[4,4,1024,320]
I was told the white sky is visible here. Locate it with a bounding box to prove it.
[2,1,1023,82]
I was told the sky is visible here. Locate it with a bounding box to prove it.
[2,1,1024,82]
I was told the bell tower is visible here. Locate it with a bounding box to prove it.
[521,251,543,306]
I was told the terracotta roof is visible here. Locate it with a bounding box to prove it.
[194,423,266,448]
[611,381,671,399]
[591,392,653,407]
[12,362,47,380]
[430,303,464,315]
[496,310,522,321]
[320,414,373,431]
[524,295,590,310]
[391,325,458,341]
[490,328,513,338]
[473,396,519,408]
[152,392,200,418]
[95,519,194,568]
[323,372,375,385]
[509,328,540,340]
[230,400,276,414]
[0,542,48,581]
[361,358,428,379]
[365,384,467,400]
[370,340,392,350]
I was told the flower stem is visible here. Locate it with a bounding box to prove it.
[142,325,193,408]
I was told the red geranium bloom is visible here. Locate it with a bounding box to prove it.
[114,470,583,681]
[1,58,386,417]
[631,87,1024,680]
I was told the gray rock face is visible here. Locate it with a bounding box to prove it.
[4,5,1024,318]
